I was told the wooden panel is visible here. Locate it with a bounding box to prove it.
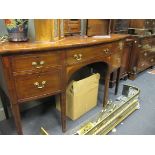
[68,23,81,33]
[120,40,132,76]
[14,69,62,101]
[111,51,122,69]
[130,19,145,28]
[130,19,155,29]
[64,19,81,35]
[11,52,62,73]
[87,19,110,36]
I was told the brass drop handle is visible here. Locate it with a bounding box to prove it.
[138,44,142,48]
[104,48,110,54]
[143,44,151,49]
[146,21,149,24]
[144,52,147,56]
[150,58,154,62]
[34,81,46,89]
[73,54,82,61]
[32,60,45,69]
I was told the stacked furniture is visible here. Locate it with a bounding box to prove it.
[110,19,155,84]
[127,19,155,79]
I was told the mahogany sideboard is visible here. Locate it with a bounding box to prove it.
[0,34,128,134]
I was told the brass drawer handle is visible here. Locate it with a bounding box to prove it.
[138,44,142,48]
[142,44,151,49]
[146,21,149,24]
[32,61,45,69]
[34,81,46,89]
[104,48,110,54]
[73,54,82,61]
[144,52,147,56]
[150,58,154,62]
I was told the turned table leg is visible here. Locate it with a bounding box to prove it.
[103,70,110,107]
[11,104,23,135]
[60,92,66,132]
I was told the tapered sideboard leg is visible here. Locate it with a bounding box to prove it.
[103,71,110,107]
[11,104,23,135]
[60,92,66,133]
[115,67,121,95]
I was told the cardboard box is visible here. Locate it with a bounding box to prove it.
[56,73,100,120]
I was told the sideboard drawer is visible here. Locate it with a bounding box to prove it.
[11,52,62,73]
[14,69,62,101]
[66,44,113,65]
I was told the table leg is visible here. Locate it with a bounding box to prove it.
[11,104,23,135]
[103,71,110,107]
[115,67,121,95]
[60,92,66,132]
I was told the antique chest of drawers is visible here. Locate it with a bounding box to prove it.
[128,35,155,79]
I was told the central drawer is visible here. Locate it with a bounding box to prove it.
[66,43,113,65]
[14,69,62,101]
[11,51,62,73]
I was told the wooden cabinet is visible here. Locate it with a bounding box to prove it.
[110,19,155,84]
[130,19,155,29]
[64,19,81,35]
[111,19,131,34]
[128,35,155,80]
[86,19,110,36]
